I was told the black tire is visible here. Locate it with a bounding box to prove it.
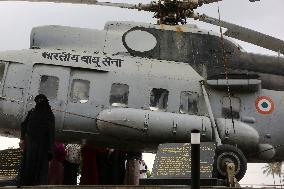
[213,144,247,181]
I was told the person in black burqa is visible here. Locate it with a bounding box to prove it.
[18,94,55,186]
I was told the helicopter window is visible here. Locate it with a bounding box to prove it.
[0,63,5,84]
[150,88,169,111]
[222,96,241,119]
[70,79,90,104]
[39,75,59,100]
[109,83,129,107]
[179,91,199,115]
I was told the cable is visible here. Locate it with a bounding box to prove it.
[217,3,236,135]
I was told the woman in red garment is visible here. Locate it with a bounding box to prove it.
[79,144,100,185]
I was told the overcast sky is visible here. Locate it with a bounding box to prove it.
[0,0,283,187]
[0,0,283,53]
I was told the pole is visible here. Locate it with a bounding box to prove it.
[200,80,222,146]
[191,129,200,189]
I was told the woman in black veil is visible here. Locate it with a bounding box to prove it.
[18,94,55,186]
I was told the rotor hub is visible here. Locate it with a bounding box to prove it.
[146,0,199,25]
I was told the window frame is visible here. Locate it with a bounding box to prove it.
[149,88,169,111]
[0,61,8,90]
[38,75,59,100]
[179,91,199,115]
[222,96,241,119]
[0,62,6,84]
[69,79,90,104]
[109,83,129,107]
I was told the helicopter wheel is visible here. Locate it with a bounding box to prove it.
[213,144,247,181]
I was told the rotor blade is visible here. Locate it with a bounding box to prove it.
[0,0,138,8]
[199,14,284,54]
[0,0,95,4]
[198,0,222,4]
[89,1,137,9]
[199,0,260,5]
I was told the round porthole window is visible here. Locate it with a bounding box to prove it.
[124,30,157,52]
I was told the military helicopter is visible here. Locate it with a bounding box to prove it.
[0,0,284,182]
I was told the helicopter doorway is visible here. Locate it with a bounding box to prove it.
[26,64,70,130]
[62,69,99,134]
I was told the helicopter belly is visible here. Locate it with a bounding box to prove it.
[96,108,213,144]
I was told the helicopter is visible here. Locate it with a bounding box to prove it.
[0,0,284,182]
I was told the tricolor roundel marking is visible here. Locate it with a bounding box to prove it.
[255,96,275,115]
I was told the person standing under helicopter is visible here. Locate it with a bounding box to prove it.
[18,94,55,186]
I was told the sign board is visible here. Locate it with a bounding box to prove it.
[0,148,22,179]
[152,143,215,178]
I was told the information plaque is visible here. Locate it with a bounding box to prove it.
[0,148,22,179]
[152,142,215,178]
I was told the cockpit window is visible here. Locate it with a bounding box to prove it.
[109,83,129,107]
[70,79,90,104]
[179,91,199,114]
[150,88,169,111]
[39,75,59,100]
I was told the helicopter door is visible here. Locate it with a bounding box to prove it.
[63,69,98,133]
[0,62,26,129]
[27,64,70,130]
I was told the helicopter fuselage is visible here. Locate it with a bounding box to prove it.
[0,22,283,165]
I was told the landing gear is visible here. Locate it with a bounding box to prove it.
[213,144,247,182]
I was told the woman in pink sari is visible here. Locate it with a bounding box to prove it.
[48,142,66,185]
